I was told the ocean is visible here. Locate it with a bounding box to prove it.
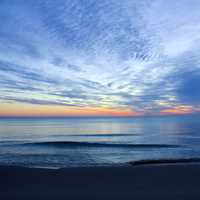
[0,116,200,168]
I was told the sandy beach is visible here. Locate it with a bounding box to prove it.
[0,163,200,200]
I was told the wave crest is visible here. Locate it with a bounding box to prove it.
[25,141,179,149]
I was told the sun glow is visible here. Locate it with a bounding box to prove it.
[0,103,139,117]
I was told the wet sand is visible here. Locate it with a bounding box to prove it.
[0,163,200,200]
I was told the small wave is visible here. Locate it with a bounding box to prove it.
[25,141,179,148]
[54,133,137,137]
[129,158,200,166]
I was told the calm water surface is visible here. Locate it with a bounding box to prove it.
[0,116,200,168]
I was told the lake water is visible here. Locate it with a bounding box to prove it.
[0,116,200,168]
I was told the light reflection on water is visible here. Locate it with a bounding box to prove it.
[0,116,199,168]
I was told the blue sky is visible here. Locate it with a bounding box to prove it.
[0,0,200,116]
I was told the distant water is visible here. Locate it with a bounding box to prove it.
[0,116,200,168]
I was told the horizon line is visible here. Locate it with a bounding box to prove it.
[0,113,199,118]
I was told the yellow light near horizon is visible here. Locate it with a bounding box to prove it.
[0,102,138,117]
[160,106,193,115]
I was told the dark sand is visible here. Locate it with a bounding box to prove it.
[1,163,200,200]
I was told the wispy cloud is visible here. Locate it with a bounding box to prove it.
[0,0,200,115]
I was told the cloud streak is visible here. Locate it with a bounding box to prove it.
[0,0,200,115]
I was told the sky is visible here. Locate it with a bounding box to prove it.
[0,0,200,117]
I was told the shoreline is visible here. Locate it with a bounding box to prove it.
[129,157,200,166]
[1,157,200,170]
[1,162,200,199]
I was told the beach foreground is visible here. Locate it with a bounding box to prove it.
[0,163,200,200]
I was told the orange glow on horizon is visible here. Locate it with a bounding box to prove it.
[0,103,139,117]
[0,103,197,117]
[160,106,194,115]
